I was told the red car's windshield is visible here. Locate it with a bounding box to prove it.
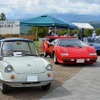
[58,39,88,47]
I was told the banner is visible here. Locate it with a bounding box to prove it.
[0,21,20,34]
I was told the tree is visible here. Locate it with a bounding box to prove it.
[96,28,100,36]
[85,29,93,36]
[0,13,6,20]
[28,27,48,38]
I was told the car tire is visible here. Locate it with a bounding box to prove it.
[0,82,9,94]
[41,83,51,91]
[53,53,58,64]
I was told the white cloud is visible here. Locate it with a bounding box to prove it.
[0,0,100,19]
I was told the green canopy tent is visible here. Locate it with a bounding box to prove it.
[21,15,70,27]
[21,15,77,39]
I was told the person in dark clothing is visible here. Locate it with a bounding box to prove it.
[48,31,52,36]
[78,28,85,40]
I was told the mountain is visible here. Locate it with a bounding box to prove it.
[50,13,100,29]
[90,22,100,29]
[18,13,100,22]
[50,13,100,23]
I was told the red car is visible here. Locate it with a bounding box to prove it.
[42,36,98,64]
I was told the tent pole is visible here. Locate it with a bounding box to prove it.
[68,28,70,36]
[55,26,56,34]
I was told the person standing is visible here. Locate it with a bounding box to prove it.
[78,28,85,40]
[92,31,96,39]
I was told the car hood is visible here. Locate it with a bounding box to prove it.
[59,46,95,57]
[88,43,100,50]
[4,56,46,74]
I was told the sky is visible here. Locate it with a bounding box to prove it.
[0,0,100,20]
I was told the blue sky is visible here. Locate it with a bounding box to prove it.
[0,0,100,20]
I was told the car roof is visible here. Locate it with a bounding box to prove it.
[0,38,33,42]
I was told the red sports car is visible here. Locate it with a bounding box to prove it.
[42,36,98,64]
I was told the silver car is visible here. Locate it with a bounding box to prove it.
[0,38,54,94]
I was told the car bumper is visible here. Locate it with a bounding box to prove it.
[58,57,97,64]
[0,71,54,87]
[2,80,52,87]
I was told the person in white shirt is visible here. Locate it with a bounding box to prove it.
[92,31,96,39]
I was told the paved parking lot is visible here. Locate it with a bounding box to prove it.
[41,56,100,100]
[0,56,100,100]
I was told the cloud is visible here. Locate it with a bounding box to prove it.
[0,0,100,19]
[70,0,100,4]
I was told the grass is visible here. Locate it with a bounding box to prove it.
[34,41,42,54]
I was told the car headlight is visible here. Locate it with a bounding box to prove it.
[61,53,69,56]
[5,65,13,73]
[89,53,97,56]
[46,64,52,71]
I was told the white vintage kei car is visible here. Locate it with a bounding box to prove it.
[0,38,54,94]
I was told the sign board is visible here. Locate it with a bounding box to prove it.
[0,21,20,34]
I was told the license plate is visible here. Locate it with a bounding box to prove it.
[27,76,38,82]
[77,59,84,63]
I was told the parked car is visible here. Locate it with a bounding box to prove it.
[83,37,100,55]
[42,36,97,64]
[42,36,75,57]
[0,38,54,94]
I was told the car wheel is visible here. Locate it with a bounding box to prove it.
[44,48,48,57]
[41,83,51,91]
[0,82,9,94]
[53,53,58,64]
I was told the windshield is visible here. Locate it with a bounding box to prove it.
[59,39,87,47]
[2,41,39,57]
